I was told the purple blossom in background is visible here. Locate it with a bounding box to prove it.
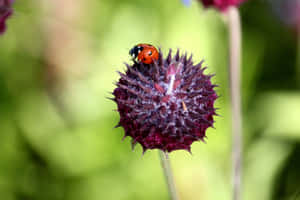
[270,0,300,28]
[199,0,247,11]
[0,0,14,34]
[182,0,192,7]
[112,49,218,153]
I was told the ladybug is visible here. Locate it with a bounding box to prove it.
[129,44,159,64]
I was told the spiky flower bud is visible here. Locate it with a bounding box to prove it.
[112,49,218,153]
[199,0,247,11]
[0,0,14,34]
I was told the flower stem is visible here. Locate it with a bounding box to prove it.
[297,25,300,87]
[159,151,179,200]
[226,7,242,200]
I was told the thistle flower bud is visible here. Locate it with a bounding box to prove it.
[112,49,218,153]
[199,0,247,11]
[0,0,14,34]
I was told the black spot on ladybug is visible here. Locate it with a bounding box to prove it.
[129,46,144,58]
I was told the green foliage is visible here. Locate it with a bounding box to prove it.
[0,0,299,199]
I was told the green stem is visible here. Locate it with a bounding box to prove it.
[226,6,243,200]
[159,151,179,200]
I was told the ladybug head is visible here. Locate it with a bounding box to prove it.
[129,45,143,58]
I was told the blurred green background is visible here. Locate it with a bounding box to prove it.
[0,0,300,199]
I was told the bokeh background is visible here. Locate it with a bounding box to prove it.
[1,0,300,199]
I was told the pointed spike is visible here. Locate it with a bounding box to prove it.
[122,134,127,141]
[166,49,172,64]
[215,113,223,117]
[137,71,151,84]
[116,99,138,109]
[187,53,193,64]
[197,67,207,76]
[118,73,132,82]
[115,82,123,88]
[164,152,169,159]
[175,49,180,61]
[185,70,201,85]
[107,91,114,95]
[184,147,193,155]
[158,48,164,66]
[195,60,205,69]
[124,64,131,71]
[126,62,138,73]
[208,73,216,78]
[124,62,130,68]
[183,51,188,64]
[125,63,139,76]
[153,59,160,70]
[142,146,148,155]
[159,54,164,66]
[117,72,132,82]
[113,81,118,86]
[115,122,122,128]
[179,51,186,63]
[131,139,137,150]
[106,97,115,101]
[124,63,135,73]
[200,137,207,144]
[118,72,151,93]
[199,117,213,125]
[153,60,160,81]
[183,61,195,75]
[117,84,144,98]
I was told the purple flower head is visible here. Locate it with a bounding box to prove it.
[112,48,218,153]
[270,0,300,28]
[199,0,247,11]
[0,0,14,34]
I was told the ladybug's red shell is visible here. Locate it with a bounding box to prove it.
[129,44,159,64]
